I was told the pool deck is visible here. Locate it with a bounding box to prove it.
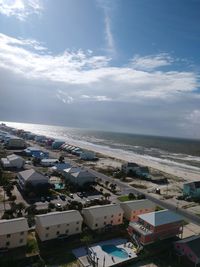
[73,238,138,267]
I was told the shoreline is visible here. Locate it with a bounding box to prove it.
[2,122,200,182]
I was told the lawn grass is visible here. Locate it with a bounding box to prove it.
[117,195,130,202]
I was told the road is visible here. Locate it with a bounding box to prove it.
[89,168,200,226]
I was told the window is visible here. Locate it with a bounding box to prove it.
[56,231,60,235]
[6,234,11,238]
[46,227,49,230]
[19,239,23,244]
[110,220,113,224]
[6,241,10,247]
[104,222,106,225]
[104,216,107,219]
[95,223,98,227]
[76,222,79,224]
[76,227,79,231]
[57,225,60,228]
[118,218,121,222]
[111,215,114,218]
[20,232,24,235]
[45,234,49,238]
[65,230,69,234]
[119,213,121,216]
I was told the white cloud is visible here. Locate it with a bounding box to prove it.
[131,53,174,71]
[96,0,116,55]
[0,33,199,104]
[187,110,200,124]
[0,0,43,20]
[81,95,111,101]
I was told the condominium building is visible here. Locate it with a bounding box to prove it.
[35,210,83,241]
[0,218,28,249]
[82,204,124,230]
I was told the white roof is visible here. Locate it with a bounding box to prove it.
[17,169,48,182]
[120,199,156,210]
[83,204,123,217]
[71,170,95,178]
[138,210,183,226]
[36,210,83,227]
[0,218,28,235]
[7,154,21,160]
[64,167,82,173]
[41,158,58,163]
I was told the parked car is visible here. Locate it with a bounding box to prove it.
[77,192,84,198]
[46,196,51,202]
[60,194,66,201]
[56,203,62,210]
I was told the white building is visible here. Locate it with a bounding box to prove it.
[40,158,58,167]
[35,210,83,241]
[82,204,124,230]
[0,218,28,249]
[120,199,156,222]
[1,154,25,169]
[6,136,26,149]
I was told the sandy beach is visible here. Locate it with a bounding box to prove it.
[58,139,200,182]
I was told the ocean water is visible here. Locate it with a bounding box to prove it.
[2,121,200,174]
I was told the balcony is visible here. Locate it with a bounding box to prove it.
[129,222,152,236]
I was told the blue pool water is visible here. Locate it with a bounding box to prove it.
[101,244,129,259]
[54,183,65,189]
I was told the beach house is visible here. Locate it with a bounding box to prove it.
[82,204,124,231]
[51,140,65,149]
[5,136,26,149]
[51,162,71,174]
[63,167,96,186]
[1,154,25,169]
[127,210,183,245]
[80,151,96,160]
[0,218,28,249]
[120,199,156,221]
[17,169,50,193]
[135,166,150,179]
[121,162,139,174]
[35,210,83,241]
[183,181,200,199]
[40,158,58,167]
[174,235,200,266]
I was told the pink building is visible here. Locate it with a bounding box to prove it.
[174,235,200,266]
[128,210,183,246]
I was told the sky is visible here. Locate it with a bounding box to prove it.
[0,0,200,139]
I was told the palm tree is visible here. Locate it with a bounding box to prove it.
[103,192,111,200]
[16,202,26,217]
[25,204,37,216]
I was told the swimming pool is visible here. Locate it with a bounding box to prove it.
[101,244,129,259]
[54,183,65,189]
